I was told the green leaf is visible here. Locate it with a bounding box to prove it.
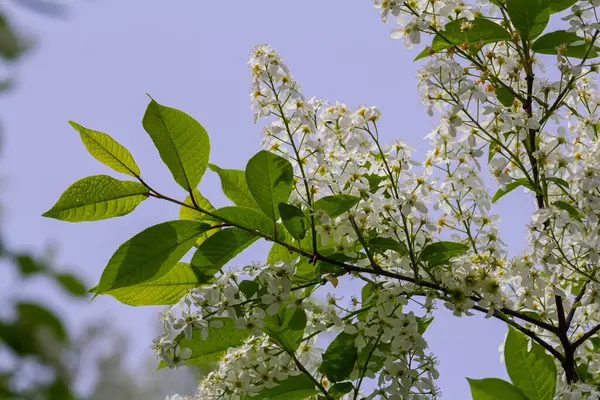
[421,241,470,268]
[208,164,260,209]
[496,87,516,107]
[246,150,294,221]
[180,189,216,221]
[14,254,45,276]
[329,382,354,398]
[159,318,250,368]
[238,279,260,299]
[417,316,434,334]
[549,0,577,13]
[507,0,550,40]
[278,203,308,240]
[96,220,211,293]
[368,237,407,256]
[97,262,204,306]
[191,228,258,281]
[267,242,296,264]
[42,175,148,222]
[532,30,598,59]
[546,177,569,189]
[319,332,358,383]
[53,273,87,297]
[492,178,535,203]
[467,378,528,400]
[211,206,286,241]
[256,375,317,400]
[313,195,361,219]
[69,121,140,177]
[415,18,511,60]
[504,327,557,400]
[47,379,75,400]
[263,308,307,352]
[16,303,67,342]
[553,200,582,221]
[142,99,210,191]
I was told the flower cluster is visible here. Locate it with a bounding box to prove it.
[162,1,600,399]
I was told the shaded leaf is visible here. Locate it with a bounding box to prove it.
[53,273,87,297]
[191,228,258,281]
[553,200,582,221]
[507,0,550,40]
[549,0,577,13]
[320,332,358,382]
[96,220,211,293]
[257,375,317,400]
[279,203,308,240]
[415,18,511,60]
[329,382,354,398]
[368,237,407,256]
[246,150,294,221]
[492,178,535,203]
[263,308,307,352]
[421,241,470,268]
[496,87,516,107]
[97,262,204,306]
[532,30,598,59]
[15,302,67,342]
[313,195,361,219]
[208,164,260,209]
[211,206,286,241]
[159,318,250,368]
[179,189,216,221]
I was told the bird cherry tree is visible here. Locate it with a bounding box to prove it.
[43,0,600,398]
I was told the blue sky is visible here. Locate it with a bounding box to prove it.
[0,1,537,398]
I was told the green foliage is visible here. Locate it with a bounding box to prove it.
[368,236,407,256]
[69,121,141,177]
[421,241,470,268]
[53,273,88,297]
[142,99,210,191]
[208,163,260,209]
[278,203,309,240]
[313,194,361,219]
[159,318,250,369]
[506,0,550,40]
[96,220,212,293]
[492,178,535,203]
[533,30,599,59]
[496,87,516,107]
[245,150,294,221]
[467,378,528,399]
[415,18,511,60]
[211,206,286,240]
[549,0,577,12]
[553,200,582,221]
[263,308,307,352]
[504,328,557,400]
[43,175,148,222]
[319,332,358,383]
[329,382,354,398]
[14,302,68,342]
[254,375,317,399]
[0,13,27,60]
[191,228,258,281]
[179,189,216,221]
[93,262,203,306]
